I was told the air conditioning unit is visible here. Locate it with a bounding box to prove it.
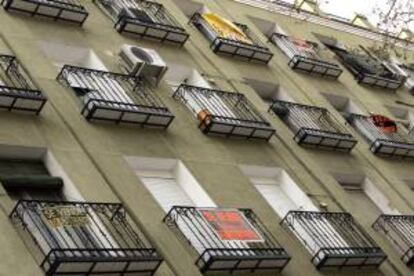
[119,44,168,85]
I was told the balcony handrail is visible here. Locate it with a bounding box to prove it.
[57,64,170,111]
[99,0,184,30]
[10,199,157,250]
[83,97,171,113]
[43,0,87,10]
[282,210,379,248]
[271,100,352,135]
[349,113,414,144]
[57,65,141,81]
[164,205,284,249]
[329,47,405,82]
[0,54,39,92]
[270,33,324,59]
[0,85,42,95]
[191,12,269,50]
[173,84,270,125]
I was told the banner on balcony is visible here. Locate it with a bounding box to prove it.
[290,37,316,56]
[198,208,264,242]
[201,13,253,45]
[42,206,90,228]
[370,114,397,133]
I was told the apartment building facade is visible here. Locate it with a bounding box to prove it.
[0,0,413,275]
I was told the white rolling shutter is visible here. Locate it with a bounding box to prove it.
[140,177,194,212]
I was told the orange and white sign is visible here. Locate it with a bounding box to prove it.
[198,208,264,242]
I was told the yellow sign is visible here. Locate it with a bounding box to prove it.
[202,13,253,45]
[42,206,89,228]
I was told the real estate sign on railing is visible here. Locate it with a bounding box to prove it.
[198,208,264,242]
[42,205,90,228]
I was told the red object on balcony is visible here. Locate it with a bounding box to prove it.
[370,114,397,133]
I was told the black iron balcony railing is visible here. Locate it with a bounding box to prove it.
[1,0,89,25]
[373,215,414,266]
[57,65,174,128]
[164,206,290,274]
[372,215,414,266]
[399,64,414,93]
[10,200,163,275]
[94,0,189,46]
[281,211,386,270]
[326,45,405,89]
[270,33,343,78]
[0,55,47,114]
[270,100,357,151]
[347,113,414,158]
[173,84,275,140]
[190,13,273,63]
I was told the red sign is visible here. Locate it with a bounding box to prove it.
[198,208,264,242]
[370,114,397,133]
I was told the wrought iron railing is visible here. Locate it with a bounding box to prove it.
[1,0,89,25]
[94,0,189,45]
[57,65,174,128]
[190,13,273,63]
[281,211,386,270]
[173,84,275,140]
[270,100,357,151]
[326,45,405,89]
[10,200,163,275]
[0,55,46,114]
[399,64,414,93]
[270,33,342,78]
[347,113,414,158]
[164,206,290,273]
[373,215,414,266]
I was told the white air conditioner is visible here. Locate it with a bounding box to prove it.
[119,44,168,85]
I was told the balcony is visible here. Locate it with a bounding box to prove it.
[2,0,89,25]
[270,34,342,78]
[0,55,47,114]
[57,65,174,128]
[326,45,405,89]
[281,211,386,270]
[164,206,290,274]
[10,200,163,275]
[190,13,273,63]
[270,100,357,152]
[94,0,189,45]
[173,84,275,140]
[347,113,414,158]
[373,215,414,266]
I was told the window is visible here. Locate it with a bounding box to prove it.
[332,172,400,216]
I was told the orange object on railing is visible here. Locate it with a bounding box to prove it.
[198,109,212,126]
